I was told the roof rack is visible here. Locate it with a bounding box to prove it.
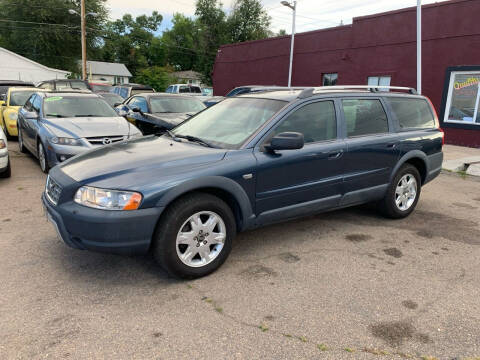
[298,85,417,99]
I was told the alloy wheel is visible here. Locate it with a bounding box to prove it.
[395,174,417,211]
[38,143,47,172]
[175,211,226,268]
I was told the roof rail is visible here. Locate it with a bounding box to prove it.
[298,85,417,99]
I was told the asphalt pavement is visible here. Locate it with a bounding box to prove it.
[1,142,479,360]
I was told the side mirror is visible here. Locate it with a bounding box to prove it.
[0,100,5,107]
[131,106,142,113]
[113,102,123,107]
[23,111,38,120]
[266,132,304,151]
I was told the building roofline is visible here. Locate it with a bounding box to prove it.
[0,47,70,74]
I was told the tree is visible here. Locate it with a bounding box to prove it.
[161,14,198,71]
[100,12,163,75]
[0,0,108,73]
[134,66,176,92]
[194,0,229,84]
[277,29,287,36]
[227,0,271,43]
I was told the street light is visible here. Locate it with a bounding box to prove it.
[69,1,98,81]
[281,0,296,88]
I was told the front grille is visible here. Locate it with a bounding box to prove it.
[86,135,126,146]
[45,175,62,205]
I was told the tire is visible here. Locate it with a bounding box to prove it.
[378,164,421,219]
[152,192,236,279]
[38,141,49,174]
[0,155,11,178]
[2,119,13,140]
[18,127,27,154]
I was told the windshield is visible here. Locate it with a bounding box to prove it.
[91,84,113,92]
[10,91,36,106]
[172,98,286,149]
[44,96,119,118]
[100,93,124,106]
[150,97,206,113]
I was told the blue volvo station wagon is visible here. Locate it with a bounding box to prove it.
[42,86,444,278]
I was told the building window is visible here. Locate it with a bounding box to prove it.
[322,73,338,86]
[114,76,124,84]
[444,71,480,125]
[368,76,391,88]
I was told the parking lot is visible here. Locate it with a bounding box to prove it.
[0,142,479,360]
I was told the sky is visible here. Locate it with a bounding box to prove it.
[106,0,443,34]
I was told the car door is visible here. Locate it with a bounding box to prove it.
[254,99,346,223]
[340,97,400,204]
[23,94,41,152]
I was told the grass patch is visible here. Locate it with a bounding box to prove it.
[258,324,269,332]
[317,343,328,351]
[214,307,223,313]
[364,347,389,355]
[297,336,307,343]
[344,347,355,353]
[420,356,438,360]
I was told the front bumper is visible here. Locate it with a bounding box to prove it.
[0,149,8,170]
[42,192,164,255]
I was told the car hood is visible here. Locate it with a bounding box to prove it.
[145,112,193,129]
[44,116,133,138]
[59,136,227,186]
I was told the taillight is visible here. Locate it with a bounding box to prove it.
[439,127,445,146]
[425,96,440,127]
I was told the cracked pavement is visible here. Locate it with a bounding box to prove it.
[1,143,479,359]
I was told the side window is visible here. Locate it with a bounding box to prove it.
[342,99,389,137]
[120,88,129,99]
[39,82,54,90]
[24,94,35,111]
[56,82,71,90]
[166,86,173,93]
[272,101,337,144]
[32,95,42,113]
[179,86,190,93]
[385,98,435,129]
[135,97,148,112]
[191,86,201,94]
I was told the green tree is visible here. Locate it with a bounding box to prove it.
[227,0,271,43]
[161,14,198,71]
[134,66,176,92]
[194,0,229,84]
[0,0,108,73]
[100,12,163,75]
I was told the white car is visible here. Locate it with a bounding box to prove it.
[0,126,11,178]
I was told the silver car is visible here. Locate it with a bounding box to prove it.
[0,126,10,178]
[17,91,142,173]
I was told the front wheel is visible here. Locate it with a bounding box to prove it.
[18,127,27,153]
[38,142,49,173]
[152,193,236,279]
[378,164,421,219]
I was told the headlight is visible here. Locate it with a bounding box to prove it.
[51,137,82,146]
[74,186,142,211]
[8,112,17,121]
[0,139,6,149]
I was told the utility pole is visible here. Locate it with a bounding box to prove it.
[281,1,297,88]
[81,0,87,80]
[417,0,421,94]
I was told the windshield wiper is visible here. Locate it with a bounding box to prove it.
[74,114,99,117]
[46,114,66,118]
[163,129,180,141]
[175,134,216,148]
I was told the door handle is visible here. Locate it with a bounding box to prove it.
[386,143,396,149]
[328,150,343,159]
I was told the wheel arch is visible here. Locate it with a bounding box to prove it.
[391,151,428,184]
[155,176,254,232]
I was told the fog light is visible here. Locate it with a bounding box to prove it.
[60,155,66,162]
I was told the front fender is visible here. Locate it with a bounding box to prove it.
[155,176,255,231]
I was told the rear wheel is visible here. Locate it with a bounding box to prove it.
[152,192,236,279]
[378,164,421,219]
[38,142,49,173]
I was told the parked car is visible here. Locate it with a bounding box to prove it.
[0,126,11,178]
[98,92,124,108]
[165,84,202,95]
[203,96,224,107]
[202,87,213,96]
[0,80,35,101]
[112,83,155,99]
[17,91,142,173]
[37,79,90,91]
[42,85,443,279]
[0,87,49,138]
[117,93,206,135]
[89,82,113,93]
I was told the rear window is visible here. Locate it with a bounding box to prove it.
[386,98,435,129]
[342,99,389,137]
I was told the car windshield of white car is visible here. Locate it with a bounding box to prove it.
[44,96,119,118]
